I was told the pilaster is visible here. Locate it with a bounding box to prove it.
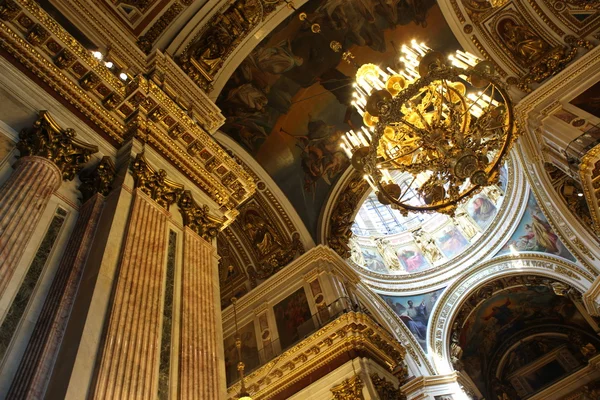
[180,227,225,399]
[92,190,170,399]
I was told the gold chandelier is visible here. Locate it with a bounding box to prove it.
[341,41,515,215]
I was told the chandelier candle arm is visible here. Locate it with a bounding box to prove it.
[343,41,516,215]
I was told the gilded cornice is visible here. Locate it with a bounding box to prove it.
[17,111,98,180]
[226,312,406,400]
[0,0,256,217]
[78,156,116,202]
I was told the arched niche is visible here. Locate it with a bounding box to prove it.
[427,254,595,377]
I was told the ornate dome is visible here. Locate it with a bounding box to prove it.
[346,161,523,278]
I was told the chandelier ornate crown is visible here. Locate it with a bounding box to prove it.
[341,41,515,215]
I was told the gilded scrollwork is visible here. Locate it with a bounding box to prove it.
[17,111,98,181]
[242,206,304,284]
[327,172,370,258]
[131,152,183,209]
[330,376,364,400]
[78,156,116,202]
[178,190,224,240]
[371,374,406,400]
[511,34,593,93]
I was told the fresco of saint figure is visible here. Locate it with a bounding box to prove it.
[467,194,498,230]
[434,225,469,259]
[498,192,576,261]
[397,244,430,273]
[381,288,445,351]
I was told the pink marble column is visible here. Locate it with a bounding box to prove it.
[179,227,222,399]
[0,156,62,297]
[6,192,105,399]
[92,190,169,400]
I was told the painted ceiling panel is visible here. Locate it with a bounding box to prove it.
[216,0,461,240]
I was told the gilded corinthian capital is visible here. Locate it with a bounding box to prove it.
[78,156,116,203]
[17,111,98,180]
[131,152,183,210]
[178,190,223,241]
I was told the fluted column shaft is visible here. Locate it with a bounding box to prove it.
[92,190,169,400]
[179,227,223,400]
[6,192,105,399]
[0,156,62,297]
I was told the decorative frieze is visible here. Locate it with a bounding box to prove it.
[0,1,256,216]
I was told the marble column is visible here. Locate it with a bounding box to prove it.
[0,111,97,298]
[6,157,115,400]
[92,190,169,400]
[179,227,223,400]
[0,156,61,296]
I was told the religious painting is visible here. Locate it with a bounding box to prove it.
[381,288,445,351]
[217,0,460,240]
[224,321,259,386]
[497,192,576,261]
[396,243,430,273]
[274,287,313,350]
[433,225,469,259]
[570,81,600,118]
[466,194,498,230]
[459,285,592,395]
[361,246,388,274]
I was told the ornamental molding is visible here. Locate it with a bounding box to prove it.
[356,284,436,375]
[226,312,406,400]
[331,375,365,400]
[17,111,98,181]
[427,254,594,373]
[221,245,361,323]
[0,0,255,217]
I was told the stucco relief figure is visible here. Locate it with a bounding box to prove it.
[244,210,282,257]
[498,19,548,64]
[190,25,233,73]
[453,211,478,240]
[413,229,443,263]
[348,235,365,266]
[374,237,401,271]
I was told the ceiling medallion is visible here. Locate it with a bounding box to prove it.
[341,41,516,215]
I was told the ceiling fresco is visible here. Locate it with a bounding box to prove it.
[347,165,507,275]
[496,191,576,262]
[216,0,461,239]
[457,284,598,399]
[381,288,445,351]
